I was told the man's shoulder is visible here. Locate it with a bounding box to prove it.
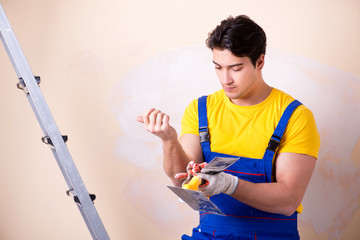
[272,88,294,103]
[272,89,315,125]
[272,88,301,110]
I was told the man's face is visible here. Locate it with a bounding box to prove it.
[212,48,263,106]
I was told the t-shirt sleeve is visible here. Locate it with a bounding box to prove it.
[180,99,199,137]
[279,105,321,159]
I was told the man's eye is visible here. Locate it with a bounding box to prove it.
[232,67,242,72]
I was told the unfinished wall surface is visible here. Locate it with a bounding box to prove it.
[0,0,359,239]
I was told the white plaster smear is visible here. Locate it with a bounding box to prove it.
[109,45,360,239]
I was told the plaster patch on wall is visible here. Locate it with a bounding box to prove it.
[108,46,218,169]
[109,45,360,239]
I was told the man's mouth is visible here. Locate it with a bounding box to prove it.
[224,86,235,91]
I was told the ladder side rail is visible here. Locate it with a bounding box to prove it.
[0,9,24,79]
[0,4,109,240]
[51,147,100,239]
[21,93,74,188]
[49,144,104,239]
[0,2,82,214]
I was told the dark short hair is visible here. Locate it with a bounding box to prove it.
[206,15,267,66]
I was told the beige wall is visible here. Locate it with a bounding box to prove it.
[0,0,359,239]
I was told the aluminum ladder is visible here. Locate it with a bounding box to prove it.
[0,3,110,239]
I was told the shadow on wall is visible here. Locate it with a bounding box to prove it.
[108,45,360,239]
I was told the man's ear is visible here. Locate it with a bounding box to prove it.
[256,54,265,70]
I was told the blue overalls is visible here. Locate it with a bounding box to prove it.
[182,96,302,240]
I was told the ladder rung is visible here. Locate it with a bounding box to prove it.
[17,76,41,94]
[41,135,68,148]
[66,189,97,205]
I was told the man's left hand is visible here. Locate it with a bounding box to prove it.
[197,171,239,197]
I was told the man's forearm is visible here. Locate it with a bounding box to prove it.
[231,180,301,216]
[162,133,204,186]
[162,139,191,186]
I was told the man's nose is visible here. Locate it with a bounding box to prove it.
[221,70,233,84]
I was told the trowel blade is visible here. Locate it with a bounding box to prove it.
[202,156,239,174]
[167,185,225,216]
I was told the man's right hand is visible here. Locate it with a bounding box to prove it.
[136,108,178,142]
[137,108,204,187]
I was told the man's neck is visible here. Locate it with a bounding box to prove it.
[230,82,272,106]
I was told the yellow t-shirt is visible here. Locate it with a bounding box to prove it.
[180,88,320,159]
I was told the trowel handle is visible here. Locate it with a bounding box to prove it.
[182,176,208,190]
[182,176,202,190]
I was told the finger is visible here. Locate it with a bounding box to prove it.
[193,163,202,173]
[175,172,188,179]
[155,112,166,130]
[148,110,161,128]
[186,161,195,171]
[136,116,144,123]
[162,114,170,129]
[196,174,209,188]
[199,162,207,169]
[198,179,209,188]
[143,108,156,125]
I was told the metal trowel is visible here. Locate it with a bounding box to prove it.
[167,156,239,215]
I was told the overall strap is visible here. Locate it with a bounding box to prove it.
[198,96,211,162]
[263,100,302,182]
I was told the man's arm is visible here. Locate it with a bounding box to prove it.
[230,152,316,216]
[137,108,203,186]
[163,134,203,186]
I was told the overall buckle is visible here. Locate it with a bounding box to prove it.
[199,127,210,143]
[267,135,280,152]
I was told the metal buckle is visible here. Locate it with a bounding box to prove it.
[199,127,210,143]
[267,136,280,152]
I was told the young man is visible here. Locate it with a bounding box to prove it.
[137,15,320,239]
